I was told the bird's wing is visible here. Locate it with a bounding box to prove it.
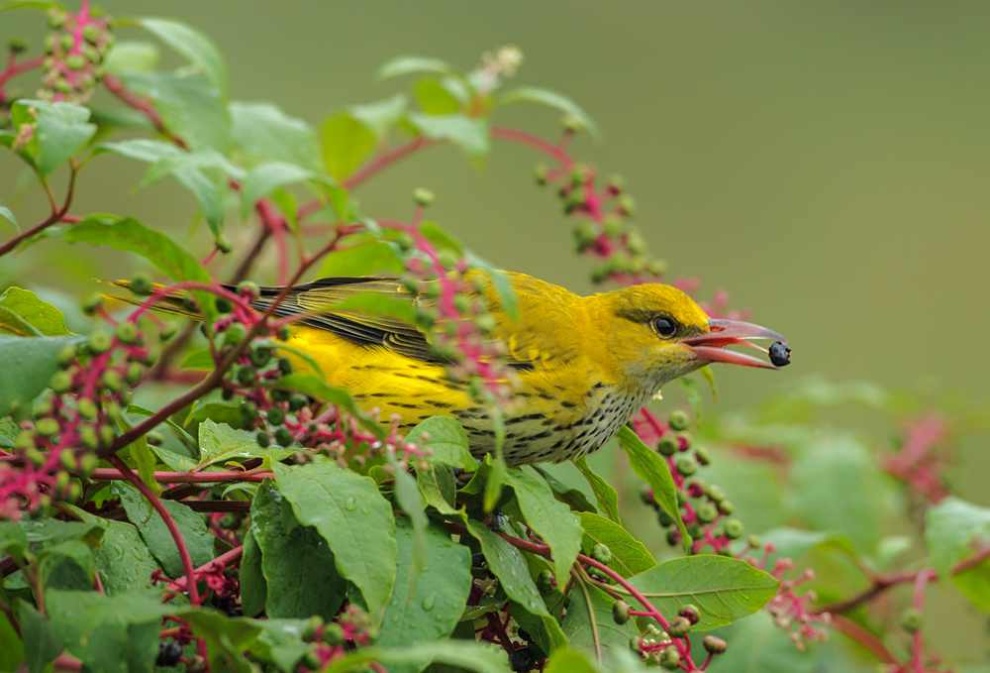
[244,275,539,369]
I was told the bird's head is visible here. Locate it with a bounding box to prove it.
[594,283,789,393]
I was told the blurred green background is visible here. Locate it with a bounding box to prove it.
[3,1,989,665]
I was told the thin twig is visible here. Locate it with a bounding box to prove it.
[0,163,78,257]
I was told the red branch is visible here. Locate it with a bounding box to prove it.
[108,455,201,605]
[102,74,188,149]
[89,468,272,483]
[0,164,78,258]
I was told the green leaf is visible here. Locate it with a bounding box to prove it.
[328,641,509,673]
[378,55,451,80]
[506,466,582,586]
[241,161,323,216]
[320,112,378,181]
[405,416,477,470]
[251,481,345,619]
[408,113,489,157]
[139,17,227,95]
[248,618,310,671]
[629,555,778,630]
[46,589,172,673]
[560,578,635,663]
[10,99,96,175]
[0,334,79,415]
[198,419,288,468]
[378,520,472,670]
[103,40,160,75]
[351,94,409,137]
[500,86,599,138]
[318,239,405,277]
[0,612,25,672]
[419,220,464,255]
[239,530,266,617]
[578,513,655,577]
[121,71,231,151]
[465,520,567,649]
[545,647,598,673]
[17,600,61,673]
[61,214,209,283]
[414,78,463,115]
[230,101,321,170]
[68,509,161,595]
[926,497,990,611]
[790,434,897,554]
[178,609,262,673]
[114,483,214,577]
[616,426,689,550]
[0,286,70,336]
[273,460,397,621]
[392,464,429,577]
[574,457,621,523]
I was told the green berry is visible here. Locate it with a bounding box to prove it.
[115,322,139,345]
[57,344,78,367]
[702,635,727,654]
[223,323,247,346]
[235,366,256,386]
[128,274,153,296]
[667,615,691,637]
[657,435,678,456]
[696,502,718,524]
[322,623,345,646]
[101,370,123,392]
[77,398,98,420]
[591,543,612,564]
[59,450,77,471]
[35,417,60,437]
[215,297,232,314]
[88,331,112,354]
[668,410,690,431]
[267,407,285,426]
[277,358,293,375]
[679,604,701,625]
[694,446,711,466]
[79,426,99,449]
[50,370,73,393]
[256,431,271,448]
[237,281,259,299]
[716,500,734,516]
[289,394,308,411]
[125,362,144,386]
[274,427,293,447]
[215,236,233,254]
[612,600,630,625]
[14,431,35,451]
[82,293,104,316]
[723,518,744,540]
[675,454,697,477]
[78,453,98,475]
[249,345,272,367]
[534,164,548,186]
[901,608,923,634]
[413,188,435,207]
[65,54,86,70]
[659,646,680,670]
[98,424,115,447]
[82,24,101,44]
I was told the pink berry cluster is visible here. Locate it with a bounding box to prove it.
[304,605,377,671]
[387,209,517,403]
[39,1,112,103]
[0,299,162,520]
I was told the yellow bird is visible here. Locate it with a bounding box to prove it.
[142,271,789,465]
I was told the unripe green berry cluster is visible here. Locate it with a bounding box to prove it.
[39,6,113,103]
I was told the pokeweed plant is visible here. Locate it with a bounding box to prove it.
[0,3,988,672]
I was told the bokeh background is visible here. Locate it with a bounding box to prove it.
[3,1,989,665]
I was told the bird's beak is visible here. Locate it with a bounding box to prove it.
[684,318,789,370]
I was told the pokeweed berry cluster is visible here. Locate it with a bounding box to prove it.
[1,297,163,519]
[634,408,830,649]
[388,201,517,404]
[303,605,376,671]
[39,2,111,103]
[535,149,664,286]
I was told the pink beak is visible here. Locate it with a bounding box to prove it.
[684,318,789,370]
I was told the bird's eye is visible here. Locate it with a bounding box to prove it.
[652,316,678,338]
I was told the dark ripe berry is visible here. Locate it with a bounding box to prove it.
[249,345,272,367]
[668,410,690,431]
[289,394,308,411]
[657,435,678,457]
[235,366,256,386]
[256,431,272,448]
[129,274,154,296]
[215,297,232,314]
[657,510,674,527]
[509,645,540,672]
[665,529,680,547]
[221,387,235,401]
[702,635,728,654]
[276,326,290,341]
[676,432,692,451]
[768,341,791,367]
[274,427,293,447]
[155,640,183,667]
[679,604,701,625]
[667,615,691,637]
[612,599,631,625]
[277,358,293,375]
